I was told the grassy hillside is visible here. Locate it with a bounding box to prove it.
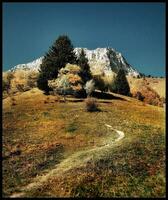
[3,69,165,107]
[147,77,165,98]
[2,88,165,198]
[127,76,165,98]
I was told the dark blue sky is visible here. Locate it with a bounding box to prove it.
[3,3,165,76]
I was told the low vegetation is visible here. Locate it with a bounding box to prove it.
[85,97,99,112]
[2,88,165,198]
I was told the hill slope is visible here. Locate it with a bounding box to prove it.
[127,76,166,100]
[3,88,165,198]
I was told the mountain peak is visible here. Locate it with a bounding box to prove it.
[8,47,140,77]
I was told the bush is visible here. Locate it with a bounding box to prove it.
[85,79,95,97]
[3,72,14,94]
[48,64,84,97]
[3,80,8,92]
[37,73,51,94]
[136,86,164,106]
[133,91,145,101]
[139,73,146,78]
[93,75,108,92]
[16,84,30,92]
[11,97,16,106]
[85,97,99,112]
[27,72,38,88]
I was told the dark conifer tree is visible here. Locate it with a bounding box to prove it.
[111,69,130,96]
[77,49,92,84]
[37,35,77,93]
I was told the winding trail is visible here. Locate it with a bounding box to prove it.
[10,124,125,198]
[105,124,125,142]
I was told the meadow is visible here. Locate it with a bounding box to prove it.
[2,88,165,197]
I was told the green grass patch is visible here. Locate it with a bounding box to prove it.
[43,111,50,117]
[65,122,78,133]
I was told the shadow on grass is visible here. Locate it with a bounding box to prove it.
[67,99,84,102]
[91,91,126,101]
[86,108,101,112]
[44,90,126,102]
[99,101,113,104]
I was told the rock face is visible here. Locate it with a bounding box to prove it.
[74,48,139,77]
[8,48,140,77]
[9,57,43,72]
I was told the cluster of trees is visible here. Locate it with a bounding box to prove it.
[139,73,162,79]
[92,70,130,96]
[37,35,130,97]
[37,35,92,94]
[37,35,77,93]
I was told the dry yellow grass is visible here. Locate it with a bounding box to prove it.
[3,70,38,95]
[3,88,165,198]
[147,78,165,98]
[127,76,165,98]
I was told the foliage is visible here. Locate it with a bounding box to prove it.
[37,35,77,92]
[84,80,95,97]
[16,84,26,92]
[48,64,85,97]
[27,72,38,88]
[139,73,146,78]
[37,73,51,94]
[77,49,92,84]
[3,80,8,92]
[133,91,145,101]
[93,75,108,92]
[110,69,130,96]
[3,72,14,93]
[66,122,78,133]
[85,97,99,112]
[141,87,163,106]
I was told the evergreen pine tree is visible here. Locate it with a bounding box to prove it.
[37,35,77,93]
[77,49,92,84]
[111,69,130,96]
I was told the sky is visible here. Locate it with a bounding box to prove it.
[3,3,165,76]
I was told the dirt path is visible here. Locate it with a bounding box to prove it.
[105,124,125,142]
[10,124,125,198]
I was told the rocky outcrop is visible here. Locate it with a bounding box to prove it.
[74,48,139,77]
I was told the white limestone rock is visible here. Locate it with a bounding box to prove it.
[8,48,140,77]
